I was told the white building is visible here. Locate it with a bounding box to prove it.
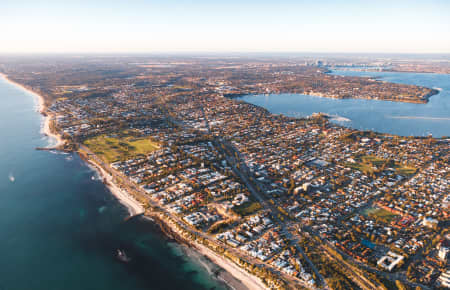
[377,251,404,272]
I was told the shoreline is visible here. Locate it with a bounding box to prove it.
[0,73,65,149]
[87,155,267,290]
[147,215,268,290]
[194,241,267,290]
[84,157,145,217]
[173,242,245,290]
[0,74,141,216]
[1,72,270,290]
[0,72,144,216]
[239,91,434,104]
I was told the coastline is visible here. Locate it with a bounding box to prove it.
[147,214,268,290]
[0,73,65,149]
[174,242,247,290]
[86,153,268,290]
[84,157,145,217]
[0,73,143,216]
[194,242,267,290]
[0,73,270,290]
[229,89,437,104]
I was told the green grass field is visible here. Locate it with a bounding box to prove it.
[84,133,160,163]
[363,207,398,223]
[345,155,383,174]
[395,165,417,176]
[346,162,375,174]
[361,155,385,165]
[346,155,416,176]
[232,201,262,216]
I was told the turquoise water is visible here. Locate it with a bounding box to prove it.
[0,77,227,290]
[239,71,450,137]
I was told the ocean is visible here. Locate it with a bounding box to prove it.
[0,76,228,290]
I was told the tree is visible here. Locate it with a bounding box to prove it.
[407,265,414,279]
[395,280,406,290]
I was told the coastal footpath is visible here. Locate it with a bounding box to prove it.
[77,146,281,290]
[0,74,274,290]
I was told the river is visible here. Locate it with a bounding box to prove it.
[239,70,450,137]
[0,77,228,290]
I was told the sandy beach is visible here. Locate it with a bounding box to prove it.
[42,113,65,148]
[155,213,268,290]
[85,158,145,216]
[0,73,144,216]
[0,72,65,149]
[0,72,267,290]
[194,242,267,290]
[84,155,267,290]
[174,242,248,290]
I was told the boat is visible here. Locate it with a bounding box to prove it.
[116,249,131,263]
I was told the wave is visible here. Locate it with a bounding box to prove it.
[329,115,351,122]
[319,113,351,122]
[98,206,107,214]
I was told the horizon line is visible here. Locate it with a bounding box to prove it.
[1,51,450,57]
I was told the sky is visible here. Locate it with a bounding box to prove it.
[1,0,449,54]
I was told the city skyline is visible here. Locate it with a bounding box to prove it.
[1,0,450,54]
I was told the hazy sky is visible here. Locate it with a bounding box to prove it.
[1,0,449,53]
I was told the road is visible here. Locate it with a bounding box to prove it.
[167,113,322,288]
[79,141,313,288]
[215,137,328,289]
[192,110,327,289]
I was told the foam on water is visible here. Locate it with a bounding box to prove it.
[0,76,229,290]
